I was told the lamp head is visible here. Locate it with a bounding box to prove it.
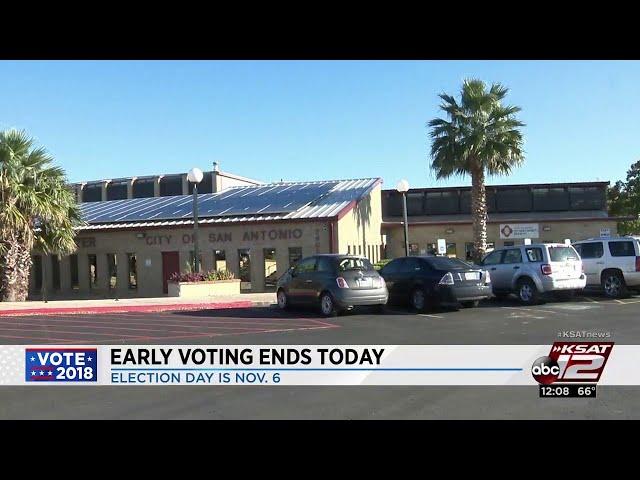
[187,167,204,184]
[396,179,409,193]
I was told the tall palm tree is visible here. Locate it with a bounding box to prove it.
[0,129,81,302]
[428,79,525,263]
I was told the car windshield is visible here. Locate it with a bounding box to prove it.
[548,246,579,262]
[337,257,374,272]
[425,257,474,270]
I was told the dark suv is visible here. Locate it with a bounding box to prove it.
[276,254,388,316]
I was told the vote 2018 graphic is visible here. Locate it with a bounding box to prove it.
[25,348,98,382]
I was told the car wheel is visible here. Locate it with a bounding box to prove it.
[461,300,480,308]
[410,288,427,312]
[320,292,338,317]
[602,271,628,299]
[517,278,540,305]
[276,289,289,310]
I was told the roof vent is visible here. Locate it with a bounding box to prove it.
[213,161,220,172]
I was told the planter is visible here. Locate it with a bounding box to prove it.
[167,279,241,298]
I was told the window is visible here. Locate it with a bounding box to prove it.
[106,181,128,201]
[88,254,97,288]
[380,258,404,275]
[189,251,204,272]
[404,257,424,272]
[32,255,43,290]
[238,249,251,291]
[70,254,79,290]
[263,248,277,290]
[465,242,475,261]
[159,175,183,196]
[461,189,497,213]
[548,246,579,262]
[132,179,155,198]
[532,187,569,211]
[358,245,362,255]
[383,191,403,217]
[51,255,61,290]
[127,253,138,289]
[107,254,117,290]
[83,184,102,202]
[446,242,457,257]
[503,249,523,264]
[496,188,532,212]
[574,242,604,259]
[503,241,515,247]
[188,172,213,194]
[525,247,544,262]
[295,257,316,273]
[316,256,334,272]
[288,247,303,267]
[482,250,503,265]
[569,187,605,210]
[425,191,459,215]
[425,257,473,270]
[409,243,420,256]
[337,257,374,272]
[347,245,351,254]
[406,192,425,215]
[214,250,227,271]
[608,241,636,257]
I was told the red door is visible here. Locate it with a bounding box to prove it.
[161,251,180,294]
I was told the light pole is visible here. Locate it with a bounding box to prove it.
[396,179,410,257]
[187,167,204,273]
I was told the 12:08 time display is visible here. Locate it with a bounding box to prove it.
[539,385,597,398]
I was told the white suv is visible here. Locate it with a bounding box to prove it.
[572,237,640,298]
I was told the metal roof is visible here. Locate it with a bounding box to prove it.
[78,178,381,231]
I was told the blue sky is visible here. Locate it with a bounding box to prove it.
[1,60,638,188]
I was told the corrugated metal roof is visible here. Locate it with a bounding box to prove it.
[77,177,380,231]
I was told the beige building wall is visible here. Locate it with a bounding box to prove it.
[383,220,619,260]
[335,184,384,263]
[31,221,331,299]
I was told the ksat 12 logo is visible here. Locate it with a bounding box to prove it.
[25,348,98,382]
[531,342,614,385]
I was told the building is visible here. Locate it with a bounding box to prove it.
[29,177,629,299]
[381,181,626,260]
[29,178,384,299]
[73,162,263,203]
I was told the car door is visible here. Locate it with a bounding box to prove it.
[288,257,317,304]
[607,240,637,275]
[573,242,604,285]
[379,258,405,303]
[499,248,524,290]
[479,250,505,290]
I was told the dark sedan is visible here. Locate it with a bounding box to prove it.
[378,256,492,311]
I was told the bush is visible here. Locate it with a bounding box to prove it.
[373,259,392,270]
[170,270,235,283]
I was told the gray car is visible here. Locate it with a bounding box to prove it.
[276,254,388,316]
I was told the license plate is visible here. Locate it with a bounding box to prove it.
[357,278,372,287]
[464,272,480,281]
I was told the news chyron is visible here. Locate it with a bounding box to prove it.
[532,342,614,398]
[25,348,98,382]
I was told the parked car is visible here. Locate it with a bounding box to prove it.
[378,256,492,311]
[276,254,388,316]
[572,236,640,298]
[477,243,586,305]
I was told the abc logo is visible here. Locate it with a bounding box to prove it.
[531,356,560,385]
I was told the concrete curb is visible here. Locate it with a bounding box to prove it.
[0,300,274,317]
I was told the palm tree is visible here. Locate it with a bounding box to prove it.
[0,129,81,302]
[428,79,525,263]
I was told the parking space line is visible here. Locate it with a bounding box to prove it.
[583,297,599,303]
[418,314,444,319]
[501,306,566,315]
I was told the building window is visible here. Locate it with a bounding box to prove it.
[358,245,362,255]
[425,191,459,215]
[465,242,475,261]
[107,254,117,290]
[532,187,569,211]
[188,251,204,272]
[263,248,277,291]
[159,175,183,196]
[127,253,138,289]
[106,181,128,201]
[32,255,42,290]
[132,179,155,198]
[347,245,351,254]
[569,186,605,210]
[495,188,532,212]
[446,243,457,258]
[406,192,425,215]
[503,241,515,247]
[70,254,79,290]
[214,250,227,271]
[88,254,97,288]
[460,189,497,213]
[409,243,419,256]
[188,172,213,194]
[83,184,102,202]
[383,191,403,217]
[238,249,251,292]
[288,247,302,267]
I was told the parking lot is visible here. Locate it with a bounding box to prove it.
[1,290,640,419]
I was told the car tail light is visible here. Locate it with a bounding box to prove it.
[483,271,491,284]
[636,256,640,272]
[438,272,455,285]
[541,264,553,275]
[336,277,349,289]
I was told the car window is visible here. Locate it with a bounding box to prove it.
[424,257,473,270]
[380,258,404,275]
[575,242,604,259]
[503,249,523,264]
[482,250,503,266]
[525,247,544,263]
[315,257,334,272]
[548,246,579,262]
[608,241,636,257]
[295,257,316,273]
[337,257,374,272]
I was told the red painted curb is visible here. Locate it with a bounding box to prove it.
[0,301,255,317]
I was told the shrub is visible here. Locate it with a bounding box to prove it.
[204,269,236,281]
[170,269,236,283]
[373,259,392,270]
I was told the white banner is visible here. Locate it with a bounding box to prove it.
[0,344,637,386]
[500,223,539,239]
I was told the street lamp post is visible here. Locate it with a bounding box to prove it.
[187,167,204,273]
[396,179,410,257]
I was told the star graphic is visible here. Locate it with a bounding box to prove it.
[31,371,36,376]
[30,356,35,362]
[48,371,53,376]
[87,356,93,361]
[40,371,45,375]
